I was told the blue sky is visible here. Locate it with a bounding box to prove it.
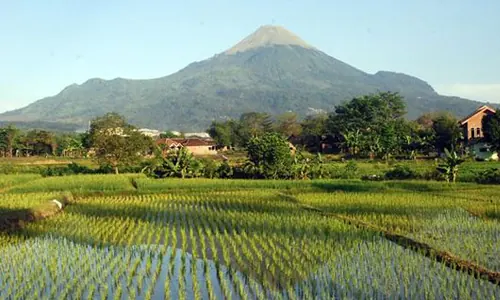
[1,0,499,112]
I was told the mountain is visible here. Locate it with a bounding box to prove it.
[0,25,486,131]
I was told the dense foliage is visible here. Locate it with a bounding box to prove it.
[88,113,153,174]
[244,133,294,179]
[483,110,500,151]
[207,92,471,160]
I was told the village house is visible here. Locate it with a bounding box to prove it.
[459,105,498,161]
[156,138,217,156]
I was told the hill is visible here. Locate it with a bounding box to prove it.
[0,25,486,131]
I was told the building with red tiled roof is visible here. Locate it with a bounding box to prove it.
[459,105,496,142]
[459,105,498,161]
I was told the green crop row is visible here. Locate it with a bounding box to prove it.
[0,176,499,298]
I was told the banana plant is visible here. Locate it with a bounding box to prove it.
[292,150,311,180]
[436,148,464,183]
[144,147,198,178]
[342,129,362,155]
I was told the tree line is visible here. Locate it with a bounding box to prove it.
[2,92,500,178]
[208,92,500,158]
[0,125,89,158]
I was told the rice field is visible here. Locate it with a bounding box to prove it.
[0,175,499,299]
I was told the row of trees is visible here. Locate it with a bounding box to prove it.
[207,92,498,158]
[0,125,87,157]
[0,113,154,174]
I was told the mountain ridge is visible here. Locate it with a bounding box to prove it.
[0,25,487,131]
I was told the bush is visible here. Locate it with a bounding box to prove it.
[216,161,233,179]
[41,163,96,177]
[475,168,500,184]
[200,158,219,179]
[342,161,358,179]
[246,133,293,179]
[421,169,444,181]
[384,165,419,180]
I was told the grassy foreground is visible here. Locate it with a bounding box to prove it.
[0,175,499,298]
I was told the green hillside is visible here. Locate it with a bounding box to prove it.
[0,26,486,131]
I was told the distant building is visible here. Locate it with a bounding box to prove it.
[156,138,217,156]
[459,105,498,161]
[459,105,496,142]
[184,132,211,139]
[138,128,161,138]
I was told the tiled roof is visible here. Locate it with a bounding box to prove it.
[459,105,496,125]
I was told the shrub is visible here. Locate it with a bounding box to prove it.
[385,165,419,180]
[421,169,444,181]
[342,161,358,179]
[200,158,219,179]
[216,161,233,179]
[475,168,500,184]
[245,133,293,179]
[40,163,101,177]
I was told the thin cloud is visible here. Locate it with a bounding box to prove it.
[434,84,500,104]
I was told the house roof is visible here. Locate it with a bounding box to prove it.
[459,105,496,125]
[156,138,215,147]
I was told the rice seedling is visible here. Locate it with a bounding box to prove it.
[0,177,499,298]
[7,174,138,193]
[0,174,41,190]
[295,187,500,272]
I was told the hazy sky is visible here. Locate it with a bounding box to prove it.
[1,0,499,112]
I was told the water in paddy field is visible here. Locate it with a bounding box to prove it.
[0,236,499,299]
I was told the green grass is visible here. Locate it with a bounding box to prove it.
[0,174,41,189]
[7,174,138,194]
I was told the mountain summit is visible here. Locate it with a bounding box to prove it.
[224,25,313,54]
[0,25,484,131]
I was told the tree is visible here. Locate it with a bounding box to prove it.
[207,121,233,147]
[327,91,406,135]
[245,132,293,179]
[482,110,500,151]
[56,134,85,157]
[301,114,327,137]
[275,112,302,137]
[24,130,56,156]
[159,131,179,139]
[89,113,152,174]
[327,92,406,157]
[416,112,441,130]
[378,122,400,160]
[432,113,462,153]
[341,129,362,155]
[0,125,19,157]
[239,112,274,145]
[299,114,329,153]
